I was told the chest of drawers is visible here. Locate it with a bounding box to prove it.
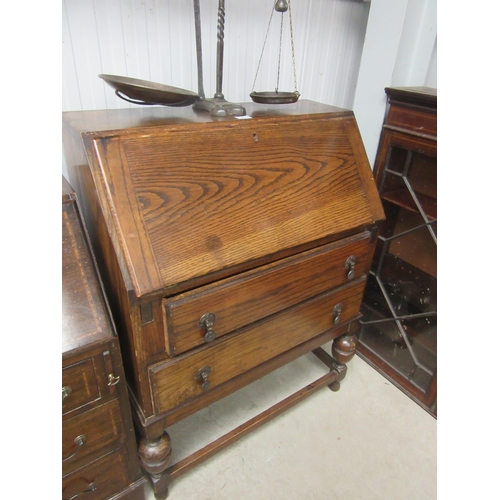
[63,100,384,498]
[62,178,147,500]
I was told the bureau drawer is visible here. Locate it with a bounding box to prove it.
[151,278,366,414]
[62,358,101,414]
[163,232,373,356]
[386,103,436,137]
[62,447,131,500]
[62,399,125,476]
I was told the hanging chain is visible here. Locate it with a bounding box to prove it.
[251,7,275,92]
[276,12,284,92]
[288,0,299,93]
[251,0,299,94]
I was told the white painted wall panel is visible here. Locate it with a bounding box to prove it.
[62,0,370,112]
[353,0,409,168]
[353,0,438,168]
[425,38,437,88]
[391,0,437,87]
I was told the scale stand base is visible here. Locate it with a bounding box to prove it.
[193,96,246,117]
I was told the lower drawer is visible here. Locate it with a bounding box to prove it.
[150,277,366,414]
[62,447,131,500]
[62,399,125,476]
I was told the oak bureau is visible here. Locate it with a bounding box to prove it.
[62,100,384,498]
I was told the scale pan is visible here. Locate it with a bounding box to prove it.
[250,91,300,104]
[99,74,200,107]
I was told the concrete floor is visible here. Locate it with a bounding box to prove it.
[142,348,437,500]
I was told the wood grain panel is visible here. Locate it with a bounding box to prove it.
[91,136,164,297]
[151,278,366,414]
[93,114,378,295]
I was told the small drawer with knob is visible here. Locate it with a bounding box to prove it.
[62,347,123,416]
[152,277,367,414]
[62,357,101,415]
[162,231,374,356]
[62,399,125,476]
[62,446,132,500]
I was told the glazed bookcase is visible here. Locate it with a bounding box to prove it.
[356,87,437,417]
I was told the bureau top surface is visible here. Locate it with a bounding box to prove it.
[62,185,115,354]
[63,100,384,298]
[63,100,352,135]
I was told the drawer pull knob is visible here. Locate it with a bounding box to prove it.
[196,366,212,391]
[333,303,343,325]
[67,481,97,500]
[108,373,120,386]
[62,386,73,401]
[199,313,217,343]
[345,255,356,280]
[62,434,87,462]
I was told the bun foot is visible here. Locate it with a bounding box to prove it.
[329,332,358,390]
[328,380,341,392]
[138,431,172,499]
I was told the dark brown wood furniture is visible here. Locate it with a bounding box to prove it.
[62,100,384,498]
[356,87,437,417]
[62,177,148,499]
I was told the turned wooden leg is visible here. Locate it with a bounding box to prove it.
[328,331,358,392]
[138,429,172,499]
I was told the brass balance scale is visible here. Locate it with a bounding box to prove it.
[99,0,299,117]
